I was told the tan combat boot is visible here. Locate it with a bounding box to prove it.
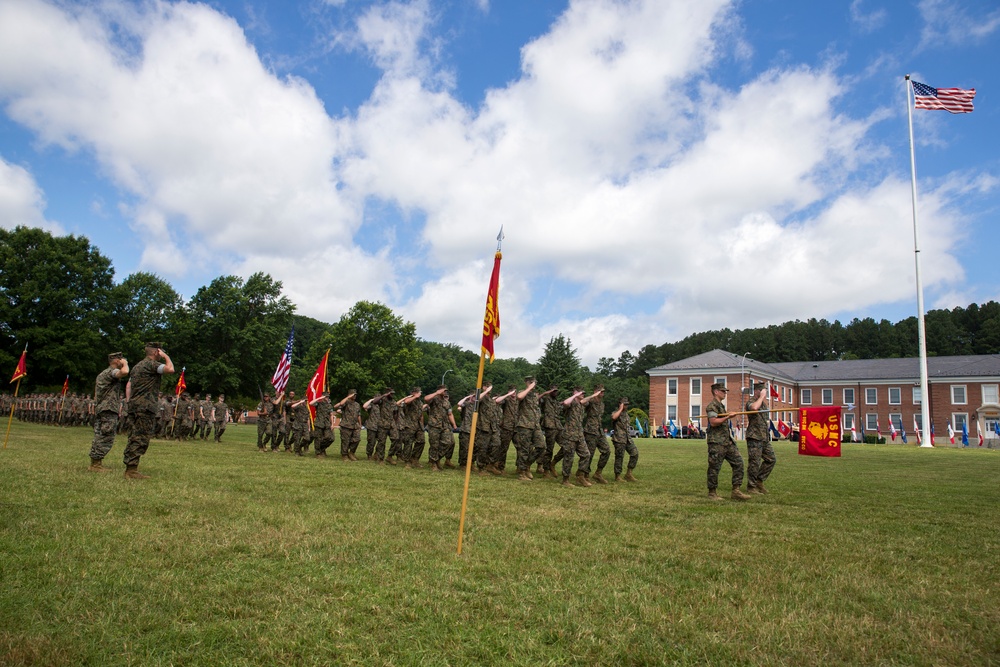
[576,471,592,488]
[88,458,111,473]
[443,459,456,469]
[592,471,607,484]
[731,487,751,501]
[708,489,723,501]
[517,469,531,481]
[756,482,768,494]
[124,465,149,480]
[561,475,574,487]
[624,470,637,482]
[615,473,623,482]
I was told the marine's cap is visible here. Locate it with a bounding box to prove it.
[753,381,767,391]
[711,382,728,393]
[144,341,164,349]
[524,376,536,383]
[108,352,123,362]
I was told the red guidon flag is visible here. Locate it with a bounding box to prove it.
[306,349,330,422]
[175,368,187,396]
[481,251,502,362]
[799,406,842,457]
[10,347,27,383]
[61,375,69,396]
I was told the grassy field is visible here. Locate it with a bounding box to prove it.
[1,421,998,666]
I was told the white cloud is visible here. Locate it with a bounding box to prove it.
[0,0,990,370]
[850,0,888,33]
[0,156,61,233]
[918,0,1000,45]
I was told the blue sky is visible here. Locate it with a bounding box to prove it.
[1,0,998,368]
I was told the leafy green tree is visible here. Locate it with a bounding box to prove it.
[0,226,114,391]
[103,272,184,359]
[309,301,422,400]
[536,334,583,392]
[176,273,294,398]
[482,357,536,393]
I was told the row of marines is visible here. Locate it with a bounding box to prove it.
[253,377,639,486]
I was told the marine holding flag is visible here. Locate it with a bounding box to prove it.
[744,381,776,494]
[705,383,751,501]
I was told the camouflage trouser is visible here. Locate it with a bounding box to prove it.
[374,428,389,460]
[340,427,361,456]
[540,427,561,470]
[583,431,611,473]
[257,420,269,448]
[365,428,377,458]
[397,427,419,462]
[124,410,156,467]
[293,426,312,453]
[470,428,491,467]
[496,427,515,470]
[456,431,470,465]
[270,421,286,451]
[386,428,403,460]
[198,419,210,439]
[707,441,744,491]
[313,424,334,454]
[560,434,591,478]
[427,426,451,463]
[514,425,545,471]
[746,438,776,488]
[89,411,119,461]
[613,437,639,475]
[213,420,226,441]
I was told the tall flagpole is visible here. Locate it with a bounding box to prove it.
[4,344,28,450]
[457,228,503,556]
[904,74,933,448]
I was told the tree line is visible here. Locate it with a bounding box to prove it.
[3,226,998,421]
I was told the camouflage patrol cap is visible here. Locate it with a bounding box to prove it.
[524,376,536,383]
[753,381,767,391]
[108,352,123,362]
[144,341,164,350]
[711,382,728,393]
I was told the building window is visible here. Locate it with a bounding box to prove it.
[844,413,855,430]
[953,413,968,430]
[690,405,701,426]
[801,389,812,405]
[983,384,999,404]
[667,405,677,421]
[865,388,877,405]
[951,385,967,405]
[866,413,878,431]
[889,387,901,405]
[891,413,903,432]
[691,378,701,395]
[667,378,677,396]
[821,389,833,405]
[843,388,855,405]
[912,387,922,405]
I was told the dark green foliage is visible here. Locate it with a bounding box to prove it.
[536,334,583,391]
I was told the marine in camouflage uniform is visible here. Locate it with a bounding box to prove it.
[706,383,750,501]
[123,343,174,479]
[611,397,639,481]
[581,385,612,484]
[335,391,362,460]
[513,377,546,481]
[288,396,311,455]
[395,387,423,467]
[213,394,229,442]
[88,352,129,472]
[310,391,334,457]
[197,394,213,440]
[558,388,592,487]
[456,392,475,469]
[495,385,519,472]
[375,389,397,463]
[363,394,382,460]
[476,386,502,473]
[269,395,289,452]
[744,382,776,494]
[256,394,273,451]
[538,386,563,476]
[178,393,195,440]
[424,386,456,469]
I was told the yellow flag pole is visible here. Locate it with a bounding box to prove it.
[3,377,22,450]
[457,349,488,555]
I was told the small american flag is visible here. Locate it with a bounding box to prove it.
[271,326,294,394]
[912,80,976,114]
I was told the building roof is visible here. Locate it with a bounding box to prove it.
[647,349,1000,382]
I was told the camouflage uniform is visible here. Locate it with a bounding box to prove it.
[123,356,165,468]
[583,396,611,475]
[197,396,212,440]
[745,399,776,490]
[290,400,312,454]
[457,398,474,465]
[559,398,591,479]
[473,392,498,470]
[496,392,519,471]
[312,396,334,456]
[364,399,381,459]
[256,399,272,450]
[89,365,125,462]
[397,396,424,464]
[540,393,563,472]
[426,393,454,465]
[514,385,545,474]
[706,397,744,491]
[339,398,362,458]
[213,397,229,441]
[612,407,639,476]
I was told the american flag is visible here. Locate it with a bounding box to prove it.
[912,80,976,114]
[271,327,294,394]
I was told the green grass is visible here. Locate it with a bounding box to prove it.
[1,422,998,666]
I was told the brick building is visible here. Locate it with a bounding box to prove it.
[647,349,1000,445]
